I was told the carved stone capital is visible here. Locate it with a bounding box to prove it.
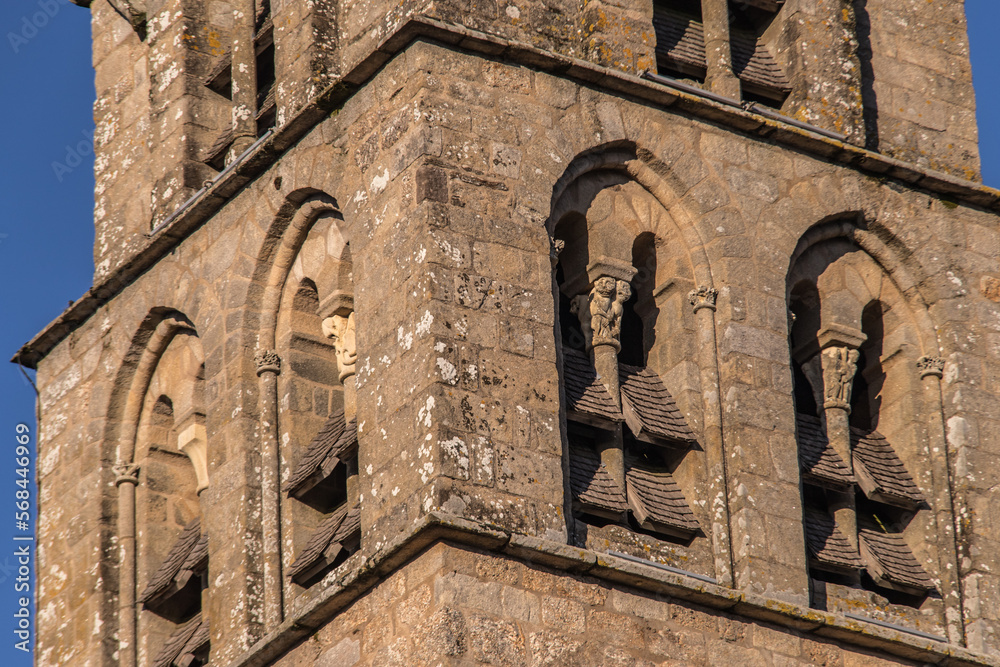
[571,275,629,351]
[821,346,860,412]
[254,349,281,376]
[817,323,867,351]
[113,463,140,488]
[688,286,719,313]
[917,355,945,379]
[322,311,357,383]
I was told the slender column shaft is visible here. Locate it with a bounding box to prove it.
[824,407,859,582]
[115,466,140,667]
[819,342,861,584]
[593,340,623,490]
[701,0,741,98]
[255,351,283,629]
[690,287,734,587]
[919,356,966,646]
[343,377,360,504]
[593,343,621,410]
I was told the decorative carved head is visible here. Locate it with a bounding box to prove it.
[615,280,631,304]
[594,276,616,297]
[322,311,357,382]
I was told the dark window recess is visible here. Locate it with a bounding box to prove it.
[796,414,854,490]
[568,437,700,541]
[795,419,934,597]
[625,448,701,538]
[139,519,208,623]
[564,353,700,541]
[151,615,209,667]
[858,521,936,596]
[563,348,624,427]
[255,23,276,135]
[285,410,361,587]
[568,434,629,524]
[204,56,233,100]
[734,0,784,12]
[141,519,210,667]
[203,130,234,172]
[255,0,272,31]
[201,10,276,168]
[284,409,357,513]
[652,0,791,106]
[851,428,925,510]
[802,505,865,575]
[652,3,707,83]
[288,505,361,587]
[619,363,698,447]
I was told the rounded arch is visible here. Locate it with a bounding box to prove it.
[548,142,716,290]
[104,308,203,467]
[101,307,206,667]
[786,215,940,358]
[246,189,345,353]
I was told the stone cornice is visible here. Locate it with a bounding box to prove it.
[13,15,1000,369]
[227,512,999,667]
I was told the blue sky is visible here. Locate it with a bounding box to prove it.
[0,1,998,663]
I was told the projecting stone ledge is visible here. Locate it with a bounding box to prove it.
[223,512,999,667]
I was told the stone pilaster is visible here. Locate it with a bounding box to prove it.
[918,355,966,645]
[688,285,734,587]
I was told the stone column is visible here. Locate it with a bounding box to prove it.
[254,349,283,628]
[689,286,735,587]
[114,463,141,667]
[918,355,966,646]
[322,295,359,503]
[569,260,636,489]
[229,0,259,160]
[701,0,741,98]
[818,326,866,555]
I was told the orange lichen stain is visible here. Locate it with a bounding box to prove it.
[205,29,222,53]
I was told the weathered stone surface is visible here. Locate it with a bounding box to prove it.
[28,1,1000,666]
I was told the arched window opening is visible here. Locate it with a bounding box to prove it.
[133,326,210,667]
[789,250,934,621]
[652,0,790,106]
[619,233,657,367]
[850,301,886,432]
[554,200,706,573]
[278,231,361,590]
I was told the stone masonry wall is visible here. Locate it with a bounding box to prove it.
[271,541,947,667]
[86,0,983,283]
[33,35,1000,666]
[862,0,981,180]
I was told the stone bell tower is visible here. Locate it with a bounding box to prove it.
[20,0,1000,665]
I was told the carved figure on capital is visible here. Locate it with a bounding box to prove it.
[322,311,358,382]
[822,346,860,410]
[611,280,631,339]
[571,276,626,350]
